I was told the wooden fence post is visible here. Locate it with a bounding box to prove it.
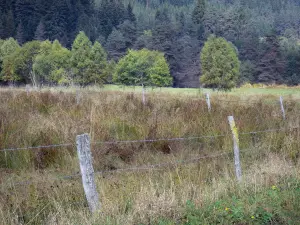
[76,90,81,105]
[25,84,30,96]
[279,96,286,120]
[228,116,242,182]
[76,133,100,213]
[205,93,211,112]
[142,84,146,105]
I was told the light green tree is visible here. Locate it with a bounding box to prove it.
[0,38,20,81]
[70,31,109,85]
[200,35,240,90]
[1,41,41,83]
[33,40,71,85]
[113,48,172,87]
[0,38,20,61]
[85,41,109,84]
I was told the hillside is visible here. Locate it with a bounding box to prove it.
[1,0,300,87]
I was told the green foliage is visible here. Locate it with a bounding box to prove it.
[200,35,240,91]
[33,40,71,85]
[0,38,20,81]
[85,41,109,84]
[105,28,126,61]
[175,181,300,224]
[1,40,41,83]
[192,0,205,25]
[257,32,286,84]
[71,31,109,85]
[2,0,300,86]
[113,48,172,87]
[0,38,20,62]
[1,39,42,82]
[239,60,255,85]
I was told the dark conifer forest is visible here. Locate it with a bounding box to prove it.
[1,0,300,87]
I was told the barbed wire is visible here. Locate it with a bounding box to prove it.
[93,151,231,175]
[0,150,232,188]
[240,126,300,136]
[92,134,229,145]
[91,147,272,176]
[1,139,298,190]
[1,126,299,153]
[0,143,73,153]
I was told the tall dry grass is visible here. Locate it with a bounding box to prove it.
[0,88,300,224]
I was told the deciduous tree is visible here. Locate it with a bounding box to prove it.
[113,48,172,87]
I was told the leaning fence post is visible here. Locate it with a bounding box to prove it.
[279,96,286,120]
[205,93,211,112]
[76,133,100,213]
[228,116,242,182]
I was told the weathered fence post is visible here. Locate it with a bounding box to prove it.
[228,116,242,182]
[142,84,146,105]
[76,133,100,213]
[76,90,80,105]
[205,93,211,112]
[25,84,30,96]
[279,96,286,120]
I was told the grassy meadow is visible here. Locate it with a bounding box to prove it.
[0,85,300,224]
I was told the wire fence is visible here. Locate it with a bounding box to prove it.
[2,87,300,212]
[1,126,299,153]
[1,121,300,212]
[0,141,283,189]
[0,148,242,188]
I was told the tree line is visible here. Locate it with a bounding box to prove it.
[0,32,173,87]
[1,0,300,87]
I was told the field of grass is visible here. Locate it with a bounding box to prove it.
[0,86,300,224]
[101,84,300,97]
[15,83,300,97]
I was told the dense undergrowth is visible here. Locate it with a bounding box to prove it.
[0,88,300,224]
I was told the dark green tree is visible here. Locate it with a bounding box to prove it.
[192,0,205,25]
[152,9,176,77]
[44,0,70,45]
[257,32,286,84]
[16,21,25,45]
[118,20,137,48]
[125,4,136,24]
[192,0,205,40]
[34,20,46,41]
[105,28,126,61]
[97,0,126,38]
[15,0,35,41]
[71,31,109,85]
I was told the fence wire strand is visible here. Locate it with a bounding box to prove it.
[0,143,73,153]
[0,150,232,188]
[240,126,300,136]
[0,135,298,189]
[92,134,229,145]
[1,126,299,153]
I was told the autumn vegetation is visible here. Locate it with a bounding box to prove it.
[0,87,300,224]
